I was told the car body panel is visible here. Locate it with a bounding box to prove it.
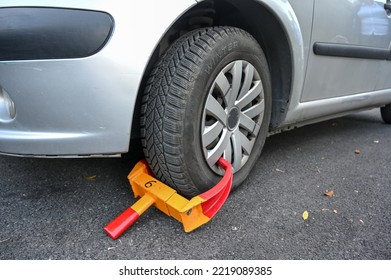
[1,0,391,156]
[281,0,391,127]
[302,0,391,101]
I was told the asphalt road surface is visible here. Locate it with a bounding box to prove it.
[1,109,390,260]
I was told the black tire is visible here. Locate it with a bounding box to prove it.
[140,27,271,198]
[381,104,391,124]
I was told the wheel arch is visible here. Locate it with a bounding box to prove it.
[131,0,302,143]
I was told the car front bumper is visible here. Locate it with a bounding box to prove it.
[0,0,196,157]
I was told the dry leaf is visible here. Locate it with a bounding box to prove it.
[333,209,338,214]
[324,190,334,197]
[302,211,309,220]
[331,122,338,128]
[84,175,97,181]
[354,149,361,155]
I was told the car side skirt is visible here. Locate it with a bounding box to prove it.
[276,87,391,133]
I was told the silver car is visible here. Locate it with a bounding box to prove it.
[1,0,391,198]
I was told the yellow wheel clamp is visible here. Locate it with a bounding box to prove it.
[104,158,233,239]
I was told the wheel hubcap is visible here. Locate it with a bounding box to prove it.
[227,107,240,131]
[201,60,265,174]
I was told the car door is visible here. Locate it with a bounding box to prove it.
[301,0,391,102]
[376,0,391,90]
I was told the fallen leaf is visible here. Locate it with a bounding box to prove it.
[333,210,338,214]
[84,175,97,181]
[302,211,309,220]
[331,122,338,128]
[354,149,361,155]
[324,190,334,197]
